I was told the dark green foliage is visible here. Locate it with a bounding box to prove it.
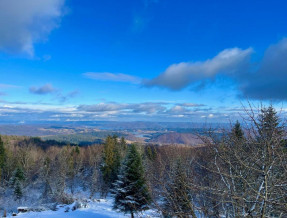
[11,167,25,186]
[74,145,80,154]
[145,145,157,161]
[20,137,76,150]
[42,157,53,198]
[0,136,6,168]
[120,137,127,149]
[113,144,151,217]
[119,137,128,157]
[43,131,126,146]
[11,167,25,201]
[258,105,283,140]
[163,160,196,218]
[14,180,23,200]
[0,136,6,183]
[232,120,244,140]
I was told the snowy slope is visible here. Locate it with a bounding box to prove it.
[16,198,160,218]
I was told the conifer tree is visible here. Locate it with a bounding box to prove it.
[229,121,246,197]
[113,144,151,218]
[0,136,6,184]
[11,167,25,201]
[119,137,128,158]
[42,157,53,199]
[101,135,121,194]
[146,146,157,161]
[232,120,244,140]
[14,180,23,200]
[74,145,80,154]
[67,145,81,194]
[258,105,282,141]
[11,167,25,186]
[163,160,196,218]
[120,137,127,149]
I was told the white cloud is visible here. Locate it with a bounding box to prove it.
[77,102,212,120]
[77,102,165,114]
[84,72,141,84]
[0,100,245,122]
[144,47,253,90]
[0,0,66,55]
[177,103,205,107]
[78,103,126,112]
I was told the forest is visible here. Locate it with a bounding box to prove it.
[0,105,286,217]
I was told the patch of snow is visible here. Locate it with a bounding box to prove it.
[16,197,160,218]
[17,207,29,210]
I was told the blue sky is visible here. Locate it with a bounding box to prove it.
[0,0,287,123]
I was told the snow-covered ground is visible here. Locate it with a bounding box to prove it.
[15,198,160,218]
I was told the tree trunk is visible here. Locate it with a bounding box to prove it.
[131,211,134,218]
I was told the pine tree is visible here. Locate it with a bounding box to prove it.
[113,144,151,218]
[163,160,196,218]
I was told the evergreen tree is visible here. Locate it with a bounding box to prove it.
[258,105,283,141]
[120,137,127,149]
[113,144,151,218]
[14,180,23,200]
[0,136,6,184]
[67,145,81,194]
[74,145,80,154]
[11,167,25,186]
[163,160,196,218]
[229,121,246,198]
[42,157,53,199]
[146,146,157,161]
[101,135,121,194]
[232,120,244,140]
[11,167,25,201]
[112,135,118,145]
[119,137,128,158]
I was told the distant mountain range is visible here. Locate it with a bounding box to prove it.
[148,132,206,146]
[0,122,225,146]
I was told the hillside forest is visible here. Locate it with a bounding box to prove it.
[0,105,286,217]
